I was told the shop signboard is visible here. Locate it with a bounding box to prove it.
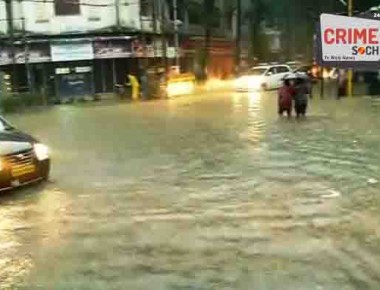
[94,39,133,59]
[132,38,165,58]
[167,47,177,58]
[0,43,51,65]
[132,40,144,57]
[51,41,94,62]
[318,14,380,69]
[0,49,11,66]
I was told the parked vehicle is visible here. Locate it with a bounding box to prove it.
[235,65,292,91]
[0,116,50,192]
[293,65,318,83]
[286,61,302,71]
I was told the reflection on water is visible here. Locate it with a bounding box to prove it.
[0,186,71,289]
[2,92,380,289]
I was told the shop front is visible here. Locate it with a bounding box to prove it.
[93,36,137,94]
[51,40,95,102]
[0,41,52,93]
[182,37,235,79]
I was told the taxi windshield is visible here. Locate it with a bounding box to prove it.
[0,117,13,131]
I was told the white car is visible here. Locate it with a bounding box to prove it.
[235,65,292,91]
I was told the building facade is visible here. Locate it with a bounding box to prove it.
[0,0,235,100]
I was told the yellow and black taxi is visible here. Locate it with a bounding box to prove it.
[0,116,50,192]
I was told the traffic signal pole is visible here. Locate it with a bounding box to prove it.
[347,0,353,96]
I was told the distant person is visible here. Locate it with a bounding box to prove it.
[337,69,347,99]
[278,79,295,117]
[127,74,140,101]
[294,78,309,118]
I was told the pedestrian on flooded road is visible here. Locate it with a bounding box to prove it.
[294,77,309,118]
[337,69,347,99]
[278,79,295,118]
[127,74,140,101]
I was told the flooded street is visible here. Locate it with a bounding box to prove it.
[1,91,380,289]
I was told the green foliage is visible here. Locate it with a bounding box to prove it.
[0,96,23,113]
[0,93,45,113]
[247,0,271,60]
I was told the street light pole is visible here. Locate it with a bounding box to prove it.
[347,0,353,97]
[115,0,120,30]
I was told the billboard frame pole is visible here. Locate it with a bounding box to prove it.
[347,0,353,97]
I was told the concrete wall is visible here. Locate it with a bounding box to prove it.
[0,0,24,34]
[119,0,141,30]
[1,0,140,35]
[0,0,6,34]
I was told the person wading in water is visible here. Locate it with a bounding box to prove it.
[278,79,295,118]
[294,78,309,118]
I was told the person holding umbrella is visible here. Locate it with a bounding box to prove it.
[293,73,310,118]
[278,74,296,118]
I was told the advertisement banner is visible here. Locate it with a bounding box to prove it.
[94,40,133,59]
[51,41,94,62]
[132,38,166,58]
[318,14,380,69]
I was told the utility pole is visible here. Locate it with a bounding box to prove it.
[173,0,180,70]
[22,18,32,93]
[115,0,121,30]
[235,0,241,74]
[5,0,17,92]
[347,0,353,97]
[158,0,168,72]
[152,0,159,69]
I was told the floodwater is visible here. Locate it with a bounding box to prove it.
[1,91,380,289]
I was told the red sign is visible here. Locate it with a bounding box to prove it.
[323,28,379,45]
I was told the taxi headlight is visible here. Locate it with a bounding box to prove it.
[34,143,49,161]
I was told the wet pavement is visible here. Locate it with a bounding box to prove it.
[1,90,380,289]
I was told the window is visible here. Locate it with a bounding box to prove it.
[277,66,290,73]
[55,0,80,16]
[267,67,277,75]
[249,68,267,76]
[140,0,152,17]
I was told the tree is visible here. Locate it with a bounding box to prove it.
[247,0,271,61]
[201,0,216,79]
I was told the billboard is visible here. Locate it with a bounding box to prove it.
[318,14,380,69]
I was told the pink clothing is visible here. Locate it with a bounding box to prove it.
[278,86,294,109]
